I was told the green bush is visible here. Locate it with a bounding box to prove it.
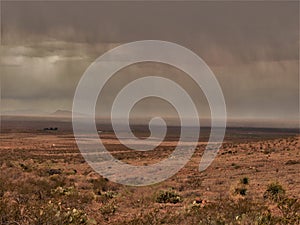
[155,190,182,204]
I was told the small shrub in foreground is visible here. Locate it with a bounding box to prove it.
[264,182,286,202]
[240,177,249,185]
[235,187,247,196]
[155,190,182,204]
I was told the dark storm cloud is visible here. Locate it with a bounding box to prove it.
[2,1,298,63]
[0,1,299,123]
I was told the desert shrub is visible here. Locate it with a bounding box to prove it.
[264,182,286,201]
[96,191,118,204]
[51,186,76,196]
[262,182,299,223]
[100,202,117,221]
[100,203,116,215]
[34,201,93,225]
[51,186,93,209]
[62,208,90,224]
[241,177,249,185]
[47,168,62,175]
[235,188,247,196]
[49,174,68,188]
[20,163,32,172]
[277,197,300,224]
[155,190,181,204]
[90,178,109,193]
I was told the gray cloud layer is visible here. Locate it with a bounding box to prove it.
[1,1,299,124]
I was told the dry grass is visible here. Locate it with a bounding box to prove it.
[0,128,299,224]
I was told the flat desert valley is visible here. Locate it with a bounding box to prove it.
[0,116,299,224]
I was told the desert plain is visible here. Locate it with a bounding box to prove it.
[0,116,299,224]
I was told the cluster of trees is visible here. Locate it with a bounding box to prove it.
[43,127,58,131]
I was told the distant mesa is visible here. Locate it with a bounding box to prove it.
[50,110,72,117]
[50,109,86,117]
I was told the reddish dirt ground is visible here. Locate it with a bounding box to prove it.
[0,116,299,224]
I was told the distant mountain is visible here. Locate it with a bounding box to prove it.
[50,110,72,117]
[50,109,89,118]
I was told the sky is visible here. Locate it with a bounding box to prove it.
[0,1,299,126]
